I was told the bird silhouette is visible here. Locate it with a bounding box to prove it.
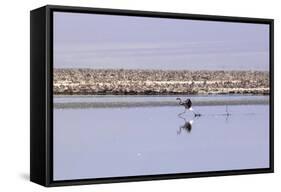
[176,98,201,116]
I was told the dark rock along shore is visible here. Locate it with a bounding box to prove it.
[53,69,269,95]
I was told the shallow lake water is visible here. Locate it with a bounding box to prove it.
[53,95,270,181]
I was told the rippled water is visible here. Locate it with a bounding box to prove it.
[54,94,268,104]
[53,95,270,181]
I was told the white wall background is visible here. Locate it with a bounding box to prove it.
[0,0,279,191]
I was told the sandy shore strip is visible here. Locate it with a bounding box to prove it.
[53,69,269,95]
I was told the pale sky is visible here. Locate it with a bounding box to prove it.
[53,12,270,71]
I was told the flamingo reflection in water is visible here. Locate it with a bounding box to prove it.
[176,97,231,117]
[177,115,196,135]
[176,97,200,134]
[176,97,231,134]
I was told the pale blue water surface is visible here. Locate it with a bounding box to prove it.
[53,95,270,180]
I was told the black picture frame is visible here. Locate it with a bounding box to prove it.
[30,4,274,187]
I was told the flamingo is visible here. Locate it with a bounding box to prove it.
[176,98,200,116]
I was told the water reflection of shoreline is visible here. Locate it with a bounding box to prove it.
[53,95,269,109]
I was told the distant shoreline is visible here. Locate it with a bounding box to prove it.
[53,69,269,95]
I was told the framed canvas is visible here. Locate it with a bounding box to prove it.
[30,5,274,187]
